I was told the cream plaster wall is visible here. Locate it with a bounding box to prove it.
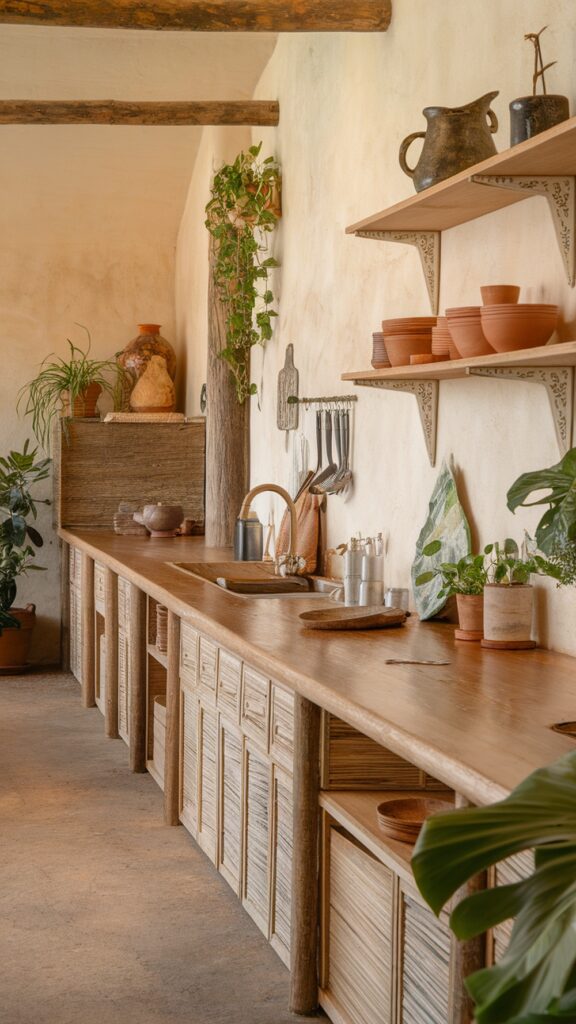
[176,1,576,656]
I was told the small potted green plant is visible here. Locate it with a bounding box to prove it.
[18,325,126,451]
[415,544,488,640]
[482,537,563,649]
[0,441,50,671]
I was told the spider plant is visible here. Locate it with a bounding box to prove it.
[18,326,126,451]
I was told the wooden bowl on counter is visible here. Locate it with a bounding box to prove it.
[376,796,453,844]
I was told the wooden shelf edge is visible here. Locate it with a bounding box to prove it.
[346,115,576,235]
[342,339,576,383]
[147,643,168,669]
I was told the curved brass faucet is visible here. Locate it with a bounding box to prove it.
[239,484,303,575]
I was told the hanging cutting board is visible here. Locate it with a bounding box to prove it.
[277,343,299,430]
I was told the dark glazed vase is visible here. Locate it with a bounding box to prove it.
[509,95,569,145]
[399,91,499,192]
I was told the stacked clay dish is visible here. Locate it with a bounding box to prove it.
[381,316,436,366]
[431,317,453,359]
[479,303,559,352]
[445,306,494,358]
[371,331,391,369]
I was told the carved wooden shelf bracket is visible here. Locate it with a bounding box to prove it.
[471,174,576,286]
[354,230,441,315]
[468,365,575,455]
[352,378,439,465]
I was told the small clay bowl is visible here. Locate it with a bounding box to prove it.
[446,318,494,357]
[481,284,520,305]
[480,313,558,352]
[447,337,462,360]
[384,334,432,366]
[382,316,436,333]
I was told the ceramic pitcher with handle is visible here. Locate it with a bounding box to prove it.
[399,91,499,192]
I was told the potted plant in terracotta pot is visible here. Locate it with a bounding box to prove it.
[0,441,50,672]
[415,544,488,640]
[482,537,562,649]
[18,326,127,451]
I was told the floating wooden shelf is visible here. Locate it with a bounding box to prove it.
[343,341,576,465]
[346,117,576,309]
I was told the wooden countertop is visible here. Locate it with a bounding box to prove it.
[60,529,576,806]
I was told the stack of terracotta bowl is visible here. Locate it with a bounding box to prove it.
[445,306,494,358]
[431,316,453,359]
[371,331,391,369]
[381,316,436,366]
[480,303,559,352]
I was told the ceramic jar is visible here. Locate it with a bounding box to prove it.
[510,95,569,146]
[118,324,177,381]
[136,503,184,537]
[129,355,176,413]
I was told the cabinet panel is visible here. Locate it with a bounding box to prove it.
[270,766,293,967]
[218,721,243,894]
[151,694,166,791]
[117,576,131,630]
[118,628,130,744]
[241,666,270,751]
[492,850,533,961]
[180,689,198,837]
[198,635,218,700]
[398,882,451,1024]
[180,622,199,690]
[322,827,395,1024]
[270,683,294,772]
[242,741,271,936]
[197,700,218,864]
[94,561,106,614]
[217,648,242,724]
[69,579,83,685]
[97,632,107,712]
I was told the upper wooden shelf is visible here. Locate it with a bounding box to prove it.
[346,116,576,235]
[342,339,576,383]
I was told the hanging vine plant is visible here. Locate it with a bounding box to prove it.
[205,142,281,403]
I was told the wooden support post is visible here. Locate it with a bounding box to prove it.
[0,1,392,32]
[163,611,181,826]
[205,241,250,547]
[104,568,119,739]
[449,793,487,1023]
[60,540,70,672]
[129,585,147,773]
[0,100,280,126]
[290,695,321,1015]
[81,553,95,708]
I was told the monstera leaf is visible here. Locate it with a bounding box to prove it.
[507,448,576,554]
[412,752,576,1022]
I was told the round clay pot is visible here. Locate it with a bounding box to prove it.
[63,381,102,418]
[118,324,177,381]
[445,315,494,357]
[129,355,176,413]
[0,604,36,673]
[381,316,436,334]
[384,334,432,366]
[480,285,520,305]
[139,503,184,537]
[480,307,558,352]
[455,594,483,641]
[482,584,535,648]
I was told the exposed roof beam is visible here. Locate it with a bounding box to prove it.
[0,0,392,32]
[0,100,280,125]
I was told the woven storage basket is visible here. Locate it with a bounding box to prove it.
[156,604,168,652]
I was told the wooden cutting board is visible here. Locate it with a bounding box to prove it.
[276,343,299,430]
[299,605,406,630]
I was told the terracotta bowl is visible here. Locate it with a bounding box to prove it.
[448,337,462,360]
[371,333,391,369]
[384,333,432,366]
[445,306,482,318]
[431,331,450,356]
[479,312,558,352]
[382,316,436,335]
[481,284,520,305]
[446,317,494,357]
[410,353,445,365]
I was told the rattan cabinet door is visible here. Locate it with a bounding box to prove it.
[242,740,271,936]
[218,721,243,895]
[269,766,293,967]
[398,880,451,1024]
[180,689,198,838]
[197,698,219,864]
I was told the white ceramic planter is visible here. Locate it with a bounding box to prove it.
[482,584,534,648]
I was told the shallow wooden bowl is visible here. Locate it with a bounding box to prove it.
[376,796,453,843]
[299,605,406,631]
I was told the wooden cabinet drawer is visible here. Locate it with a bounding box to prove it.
[198,635,218,699]
[241,665,270,750]
[94,561,106,612]
[180,622,199,689]
[270,683,294,772]
[117,577,131,630]
[398,880,451,1024]
[321,826,395,1024]
[217,649,242,723]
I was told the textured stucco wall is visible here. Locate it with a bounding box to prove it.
[176,1,576,655]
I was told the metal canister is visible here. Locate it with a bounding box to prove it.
[234,510,263,561]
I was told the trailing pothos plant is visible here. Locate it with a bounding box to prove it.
[412,751,576,1022]
[0,441,50,630]
[205,142,281,403]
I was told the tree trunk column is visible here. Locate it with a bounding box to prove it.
[205,242,250,548]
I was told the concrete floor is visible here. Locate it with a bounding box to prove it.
[0,672,318,1024]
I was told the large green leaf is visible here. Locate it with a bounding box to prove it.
[506,449,576,553]
[412,752,576,1021]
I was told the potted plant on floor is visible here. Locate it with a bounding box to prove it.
[482,537,563,649]
[0,441,50,672]
[415,545,488,640]
[18,325,127,451]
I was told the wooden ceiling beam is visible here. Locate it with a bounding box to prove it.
[0,1,392,32]
[0,100,280,125]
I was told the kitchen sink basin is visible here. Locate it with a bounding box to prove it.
[168,561,339,599]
